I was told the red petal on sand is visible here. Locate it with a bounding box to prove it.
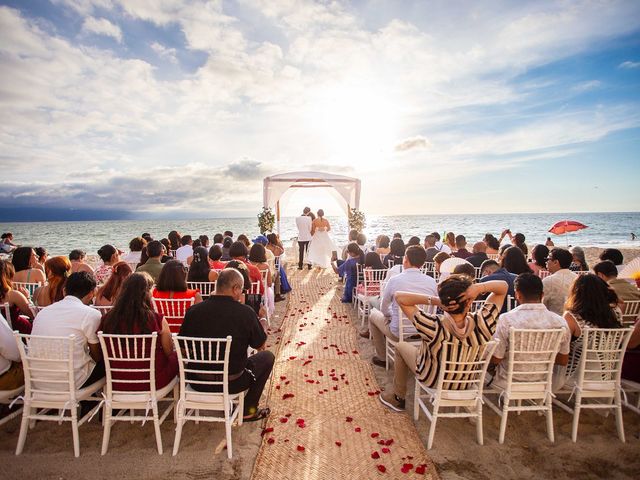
[288,356,297,360]
[377,440,385,445]
[346,416,353,422]
[267,437,275,444]
[332,385,338,391]
[384,439,394,446]
[302,360,312,366]
[370,432,380,438]
[371,451,380,459]
[335,441,342,447]
[401,464,414,474]
[279,417,288,423]
[352,350,359,354]
[381,447,390,454]
[296,445,305,452]
[415,465,426,475]
[285,413,292,417]
[279,375,287,380]
[376,465,386,473]
[261,427,274,436]
[355,427,361,432]
[317,370,324,376]
[282,393,295,400]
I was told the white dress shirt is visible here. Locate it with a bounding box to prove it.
[295,215,312,242]
[0,313,20,376]
[542,269,578,315]
[175,245,193,265]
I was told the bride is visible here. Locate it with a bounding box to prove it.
[306,209,336,269]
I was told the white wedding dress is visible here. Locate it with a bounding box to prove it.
[306,225,336,269]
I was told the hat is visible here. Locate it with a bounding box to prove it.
[252,235,268,245]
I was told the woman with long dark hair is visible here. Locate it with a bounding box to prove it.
[95,244,121,284]
[152,260,203,304]
[101,273,178,391]
[483,234,501,255]
[501,246,533,275]
[383,238,405,268]
[168,231,182,252]
[528,244,549,276]
[0,260,33,333]
[33,256,72,307]
[95,262,133,306]
[11,246,46,285]
[570,246,589,272]
[187,247,218,282]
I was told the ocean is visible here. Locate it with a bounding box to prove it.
[2,212,639,257]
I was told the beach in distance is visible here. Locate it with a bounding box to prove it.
[2,212,639,258]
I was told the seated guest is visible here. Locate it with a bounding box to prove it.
[569,246,589,272]
[237,234,251,248]
[432,232,451,254]
[266,233,291,298]
[502,245,533,275]
[375,235,391,256]
[423,235,439,263]
[466,241,489,268]
[379,276,507,411]
[599,248,624,273]
[452,235,471,259]
[252,235,275,265]
[175,235,193,265]
[187,246,218,283]
[594,260,640,302]
[221,237,233,261]
[223,230,234,240]
[0,233,17,254]
[0,260,34,333]
[229,241,263,293]
[95,244,121,284]
[528,244,549,276]
[152,260,203,304]
[168,230,182,252]
[490,273,570,391]
[31,272,104,389]
[480,259,499,277]
[213,233,224,247]
[542,248,577,315]
[357,252,387,295]
[69,249,94,274]
[141,233,153,243]
[121,236,147,265]
[383,238,405,268]
[0,311,23,390]
[208,245,227,270]
[452,262,476,280]
[179,269,274,422]
[433,251,450,275]
[248,243,274,315]
[100,273,177,390]
[332,243,362,304]
[500,230,528,256]
[367,246,437,366]
[34,247,48,272]
[136,240,165,283]
[444,232,457,252]
[340,230,359,262]
[480,252,518,314]
[11,246,46,285]
[33,256,72,307]
[407,236,421,247]
[160,238,172,259]
[95,262,132,306]
[439,257,472,282]
[483,233,501,255]
[199,235,210,249]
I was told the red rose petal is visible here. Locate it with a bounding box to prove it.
[285,413,292,417]
[335,441,342,447]
[370,432,380,438]
[381,447,390,454]
[355,427,361,432]
[384,439,394,446]
[346,416,353,422]
[261,427,274,436]
[279,417,288,423]
[378,439,386,445]
[296,445,305,452]
[415,465,426,475]
[267,437,275,444]
[371,451,380,459]
[401,463,414,474]
[282,393,295,400]
[377,465,386,473]
[279,375,287,380]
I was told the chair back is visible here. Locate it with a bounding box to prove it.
[361,268,387,297]
[13,282,41,302]
[537,270,551,279]
[436,340,498,394]
[621,300,640,326]
[152,297,195,334]
[506,295,517,311]
[1,303,11,327]
[573,327,633,387]
[505,328,564,393]
[91,305,113,317]
[474,267,482,279]
[420,262,435,275]
[398,305,436,340]
[14,333,78,402]
[187,281,216,298]
[173,335,232,406]
[469,300,485,313]
[487,254,500,261]
[274,255,281,272]
[248,281,261,295]
[98,332,158,399]
[259,269,269,291]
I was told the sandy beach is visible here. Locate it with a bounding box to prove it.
[1,246,638,479]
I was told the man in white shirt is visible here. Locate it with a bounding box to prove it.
[31,271,103,389]
[368,246,438,367]
[175,235,194,265]
[542,248,577,315]
[432,232,452,254]
[491,273,570,391]
[0,312,23,390]
[295,207,312,270]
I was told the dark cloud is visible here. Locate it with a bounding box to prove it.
[394,136,431,152]
[223,159,265,180]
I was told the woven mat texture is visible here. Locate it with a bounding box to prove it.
[250,268,439,479]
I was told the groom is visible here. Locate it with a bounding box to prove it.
[296,207,312,270]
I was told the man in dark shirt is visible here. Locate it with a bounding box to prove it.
[423,234,439,263]
[452,235,472,259]
[466,241,489,267]
[179,269,274,421]
[480,260,516,314]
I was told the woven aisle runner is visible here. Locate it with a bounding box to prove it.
[250,268,440,479]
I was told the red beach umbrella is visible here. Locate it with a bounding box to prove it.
[548,220,588,245]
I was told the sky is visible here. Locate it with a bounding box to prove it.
[0,0,639,221]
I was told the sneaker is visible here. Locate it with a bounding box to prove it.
[379,392,405,412]
[371,356,386,367]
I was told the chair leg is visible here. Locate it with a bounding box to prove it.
[71,405,80,458]
[476,401,484,446]
[614,391,626,443]
[173,386,179,424]
[15,406,31,455]
[152,403,163,454]
[172,407,185,456]
[237,394,245,426]
[426,402,439,450]
[498,403,509,444]
[545,400,555,443]
[571,395,582,442]
[413,382,420,421]
[101,408,112,455]
[225,413,233,459]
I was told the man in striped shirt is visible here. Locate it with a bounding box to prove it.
[379,275,508,412]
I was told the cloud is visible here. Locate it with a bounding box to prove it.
[571,80,602,92]
[81,16,122,42]
[150,41,177,63]
[394,136,431,152]
[619,60,640,69]
[223,159,266,180]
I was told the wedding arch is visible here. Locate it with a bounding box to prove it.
[263,171,361,234]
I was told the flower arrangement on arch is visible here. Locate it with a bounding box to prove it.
[257,207,276,234]
[348,208,366,233]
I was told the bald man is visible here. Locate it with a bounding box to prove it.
[466,241,489,268]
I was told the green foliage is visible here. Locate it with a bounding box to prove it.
[257,207,276,234]
[348,208,366,232]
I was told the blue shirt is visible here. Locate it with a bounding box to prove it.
[480,268,516,313]
[339,257,359,302]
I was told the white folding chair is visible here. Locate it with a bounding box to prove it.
[172,335,245,459]
[620,299,640,327]
[537,270,551,279]
[152,298,195,334]
[0,385,24,426]
[468,300,485,313]
[420,262,435,276]
[91,305,113,317]
[506,295,517,311]
[12,282,41,303]
[98,332,178,454]
[352,263,364,308]
[187,281,216,298]
[13,333,105,457]
[487,254,500,261]
[622,379,640,415]
[484,328,565,444]
[2,302,11,328]
[414,340,498,449]
[356,268,386,326]
[474,267,482,280]
[553,327,633,442]
[385,305,435,370]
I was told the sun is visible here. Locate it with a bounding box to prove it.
[308,82,399,166]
